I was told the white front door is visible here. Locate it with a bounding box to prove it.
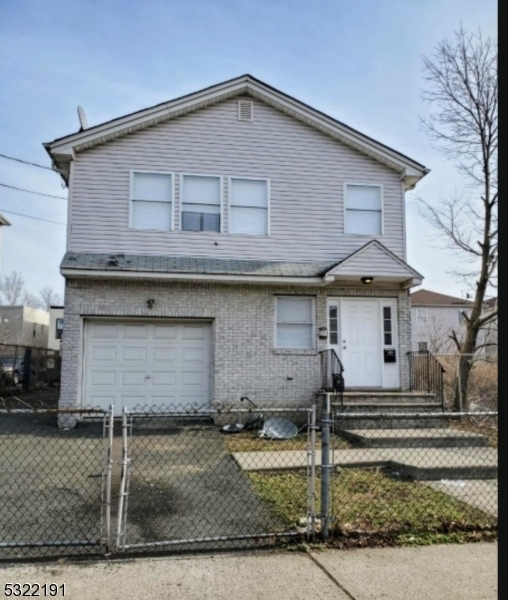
[328,299,383,388]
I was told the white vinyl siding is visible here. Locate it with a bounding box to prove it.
[181,175,221,232]
[70,97,406,260]
[345,184,383,235]
[131,172,172,230]
[416,308,428,325]
[276,297,315,349]
[229,178,269,235]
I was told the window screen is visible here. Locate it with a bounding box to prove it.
[230,179,268,235]
[276,297,314,349]
[345,185,382,235]
[131,172,172,230]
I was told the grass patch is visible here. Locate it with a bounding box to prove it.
[248,469,497,545]
[224,432,351,452]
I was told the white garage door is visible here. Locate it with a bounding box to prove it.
[83,320,211,414]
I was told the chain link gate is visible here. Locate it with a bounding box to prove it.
[0,405,114,560]
[113,404,318,554]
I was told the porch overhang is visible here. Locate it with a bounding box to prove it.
[322,274,422,289]
[322,240,423,289]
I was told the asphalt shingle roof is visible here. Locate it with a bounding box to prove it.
[60,252,337,278]
[410,289,473,306]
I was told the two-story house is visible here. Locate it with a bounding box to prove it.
[410,289,473,353]
[44,75,428,415]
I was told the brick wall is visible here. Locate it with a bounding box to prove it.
[59,278,411,409]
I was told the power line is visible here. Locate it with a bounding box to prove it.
[0,208,66,225]
[0,152,57,172]
[0,182,67,200]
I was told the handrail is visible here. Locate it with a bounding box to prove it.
[407,350,446,411]
[319,349,345,410]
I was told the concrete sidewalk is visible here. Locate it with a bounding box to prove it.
[0,543,497,599]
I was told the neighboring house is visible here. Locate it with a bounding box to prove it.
[48,305,64,351]
[44,74,428,415]
[479,297,498,360]
[410,289,473,353]
[0,305,50,348]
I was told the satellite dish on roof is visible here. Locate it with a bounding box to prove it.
[77,106,89,131]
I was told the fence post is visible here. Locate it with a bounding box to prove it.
[102,405,114,554]
[307,404,317,539]
[320,392,332,540]
[22,346,32,391]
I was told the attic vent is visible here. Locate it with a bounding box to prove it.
[238,100,254,122]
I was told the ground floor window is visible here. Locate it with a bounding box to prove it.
[275,297,315,349]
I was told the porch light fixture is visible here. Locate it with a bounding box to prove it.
[361,277,374,285]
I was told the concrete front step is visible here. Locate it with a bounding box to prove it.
[232,448,498,480]
[335,412,449,430]
[339,428,490,449]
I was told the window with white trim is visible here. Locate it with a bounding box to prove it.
[55,318,64,340]
[229,178,268,235]
[276,297,315,349]
[181,175,221,232]
[345,184,382,235]
[416,308,428,325]
[131,172,172,230]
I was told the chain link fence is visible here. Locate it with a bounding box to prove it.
[0,405,108,560]
[0,397,498,561]
[328,403,497,547]
[115,402,317,553]
[0,343,61,397]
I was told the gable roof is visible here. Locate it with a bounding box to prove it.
[44,74,428,188]
[323,240,423,284]
[410,289,473,307]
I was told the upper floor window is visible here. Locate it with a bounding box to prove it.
[181,175,221,232]
[131,172,173,230]
[276,297,315,349]
[344,184,382,235]
[229,178,269,235]
[416,308,428,325]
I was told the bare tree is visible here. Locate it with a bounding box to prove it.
[39,286,63,311]
[419,27,497,409]
[0,271,26,305]
[22,290,44,311]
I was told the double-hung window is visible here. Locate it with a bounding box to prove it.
[229,178,269,235]
[131,172,173,230]
[276,297,315,349]
[344,184,382,235]
[416,308,428,325]
[181,175,221,232]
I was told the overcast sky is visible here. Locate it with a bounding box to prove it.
[0,0,496,302]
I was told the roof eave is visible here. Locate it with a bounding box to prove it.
[60,267,325,285]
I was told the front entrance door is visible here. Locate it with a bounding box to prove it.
[328,299,383,388]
